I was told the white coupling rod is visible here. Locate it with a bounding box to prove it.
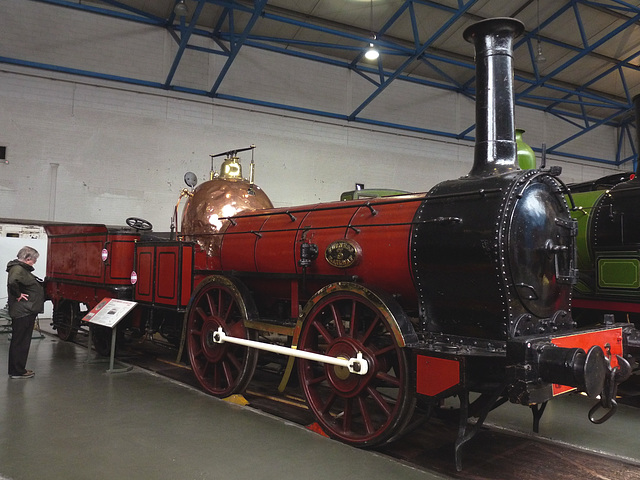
[212,327,369,375]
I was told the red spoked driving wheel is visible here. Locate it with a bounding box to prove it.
[297,284,414,447]
[186,276,258,397]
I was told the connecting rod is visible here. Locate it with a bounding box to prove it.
[211,327,369,375]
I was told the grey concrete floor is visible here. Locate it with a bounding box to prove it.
[0,330,446,480]
[485,384,640,466]
[2,323,640,480]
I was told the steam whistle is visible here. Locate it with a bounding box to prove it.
[209,154,217,181]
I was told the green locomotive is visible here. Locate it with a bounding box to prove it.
[569,174,640,325]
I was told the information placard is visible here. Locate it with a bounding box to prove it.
[82,297,136,374]
[82,298,136,328]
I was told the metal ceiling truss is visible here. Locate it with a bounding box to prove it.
[7,0,640,167]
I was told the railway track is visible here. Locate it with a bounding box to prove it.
[59,326,640,480]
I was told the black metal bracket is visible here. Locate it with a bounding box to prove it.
[454,386,506,471]
[364,202,378,216]
[530,401,547,433]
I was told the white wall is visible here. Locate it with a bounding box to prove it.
[0,1,630,231]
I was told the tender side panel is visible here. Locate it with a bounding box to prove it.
[48,235,107,283]
[594,253,640,302]
[156,247,179,305]
[550,327,623,395]
[106,235,139,283]
[180,245,194,307]
[45,224,106,283]
[45,224,139,287]
[134,242,193,309]
[135,247,154,302]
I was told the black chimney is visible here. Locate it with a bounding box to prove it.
[463,18,525,176]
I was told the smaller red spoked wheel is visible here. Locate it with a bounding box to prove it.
[297,285,414,447]
[53,300,80,342]
[186,276,258,397]
[91,324,116,357]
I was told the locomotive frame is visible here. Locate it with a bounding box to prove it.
[41,18,640,471]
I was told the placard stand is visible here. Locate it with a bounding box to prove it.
[83,298,136,374]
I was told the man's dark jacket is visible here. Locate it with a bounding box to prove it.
[6,260,44,319]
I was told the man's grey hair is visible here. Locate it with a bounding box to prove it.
[17,246,40,262]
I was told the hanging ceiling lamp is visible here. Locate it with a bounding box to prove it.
[365,34,379,60]
[364,0,379,61]
[174,0,188,17]
[536,0,546,64]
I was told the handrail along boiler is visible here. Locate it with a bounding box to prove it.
[44,18,639,469]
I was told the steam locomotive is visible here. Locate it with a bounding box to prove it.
[565,95,640,329]
[43,18,640,470]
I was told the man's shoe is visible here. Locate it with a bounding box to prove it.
[10,370,35,379]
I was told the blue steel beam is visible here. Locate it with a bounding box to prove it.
[164,0,207,87]
[351,0,415,65]
[30,0,631,127]
[544,48,640,113]
[232,32,630,134]
[514,1,636,113]
[520,4,640,103]
[31,0,167,25]
[548,2,640,109]
[209,0,269,95]
[585,0,639,14]
[30,0,627,97]
[457,0,640,164]
[1,48,631,167]
[23,1,636,111]
[616,123,636,167]
[520,1,640,161]
[0,55,165,89]
[12,0,640,167]
[348,0,479,120]
[150,2,640,167]
[549,106,633,154]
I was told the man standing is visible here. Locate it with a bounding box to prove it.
[6,246,44,379]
